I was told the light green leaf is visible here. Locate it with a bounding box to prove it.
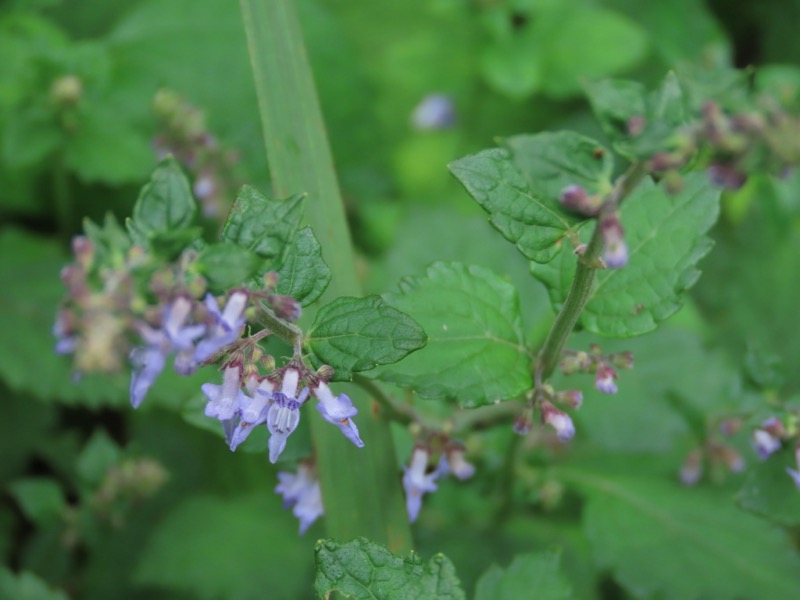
[76,428,121,486]
[221,186,304,260]
[373,262,532,407]
[305,296,426,381]
[314,537,465,600]
[736,450,800,526]
[7,478,65,527]
[274,226,331,306]
[567,464,800,600]
[450,133,610,264]
[532,173,720,337]
[196,242,262,292]
[127,157,198,244]
[0,567,69,600]
[474,551,572,600]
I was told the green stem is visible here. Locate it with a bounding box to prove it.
[536,161,649,382]
[240,0,412,550]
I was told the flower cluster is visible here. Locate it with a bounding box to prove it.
[560,345,634,395]
[513,388,580,442]
[402,443,475,523]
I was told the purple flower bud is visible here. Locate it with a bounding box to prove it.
[313,382,364,448]
[275,463,323,534]
[600,212,628,269]
[627,115,646,137]
[595,364,618,394]
[513,405,534,436]
[194,292,248,363]
[411,94,456,131]
[266,368,308,463]
[268,294,302,322]
[680,448,703,486]
[541,401,575,442]
[442,445,475,480]
[53,311,77,355]
[402,447,439,523]
[559,184,601,217]
[129,344,167,409]
[610,351,634,370]
[752,418,784,460]
[555,389,583,410]
[707,163,747,190]
[202,363,249,422]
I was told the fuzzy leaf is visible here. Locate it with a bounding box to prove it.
[450,132,611,264]
[221,186,304,261]
[305,296,426,381]
[274,226,331,306]
[372,262,532,407]
[474,551,572,600]
[532,173,720,337]
[314,537,465,600]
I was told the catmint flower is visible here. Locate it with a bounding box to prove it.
[595,363,618,394]
[163,296,206,375]
[411,93,456,130]
[600,212,628,268]
[402,447,439,523]
[313,381,364,448]
[201,363,249,422]
[441,445,475,480]
[752,418,784,460]
[129,339,167,409]
[266,368,308,463]
[541,401,575,442]
[275,463,323,534]
[229,379,275,451]
[194,292,248,363]
[680,448,703,486]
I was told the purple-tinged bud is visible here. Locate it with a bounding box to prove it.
[559,185,602,217]
[316,364,335,381]
[513,404,534,436]
[555,389,583,410]
[411,93,456,131]
[193,173,215,200]
[268,294,302,322]
[71,236,94,269]
[560,351,590,375]
[541,401,575,442]
[649,152,685,171]
[262,271,279,292]
[707,163,747,190]
[719,417,743,437]
[663,171,684,195]
[442,444,475,480]
[680,448,703,486]
[627,115,646,137]
[261,354,276,372]
[711,443,745,473]
[574,243,587,255]
[609,351,634,370]
[761,417,786,439]
[752,427,781,461]
[595,364,618,394]
[600,212,628,269]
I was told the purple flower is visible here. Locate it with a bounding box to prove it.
[595,363,618,395]
[129,341,167,409]
[229,379,275,451]
[680,448,703,486]
[541,401,575,442]
[275,463,323,534]
[440,445,475,480]
[163,296,206,374]
[201,364,249,422]
[752,418,784,461]
[194,292,248,363]
[600,212,628,269]
[411,94,456,130]
[266,368,308,463]
[402,447,440,523]
[313,382,364,448]
[53,311,76,355]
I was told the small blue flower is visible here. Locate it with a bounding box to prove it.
[541,401,575,442]
[201,364,250,422]
[52,312,76,355]
[194,292,248,363]
[266,368,308,463]
[229,379,275,451]
[411,93,456,131]
[275,463,323,534]
[313,381,364,448]
[440,444,475,481]
[129,341,167,409]
[402,447,440,523]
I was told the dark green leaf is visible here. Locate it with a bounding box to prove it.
[736,451,800,526]
[0,567,69,600]
[274,226,331,306]
[305,296,426,381]
[83,213,131,266]
[127,157,198,242]
[568,463,800,600]
[148,227,203,259]
[196,242,262,292]
[7,478,65,527]
[474,551,572,600]
[532,173,720,337]
[450,135,605,264]
[76,428,121,486]
[221,186,304,260]
[373,262,532,407]
[314,537,465,600]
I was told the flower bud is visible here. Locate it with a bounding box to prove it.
[680,447,703,486]
[540,401,575,442]
[443,444,476,480]
[752,425,782,461]
[594,363,618,394]
[268,294,302,322]
[262,271,280,292]
[609,351,634,370]
[316,364,335,381]
[627,115,646,137]
[411,93,456,130]
[555,389,583,410]
[260,353,276,373]
[51,75,82,105]
[718,417,743,437]
[513,404,534,436]
[707,163,747,190]
[599,212,628,269]
[559,185,602,217]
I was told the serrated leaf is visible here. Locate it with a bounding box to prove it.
[274,226,331,306]
[314,537,465,600]
[127,157,198,242]
[221,186,304,260]
[449,135,604,264]
[474,551,572,600]
[532,173,720,337]
[83,213,131,267]
[568,464,800,600]
[736,451,800,526]
[196,242,262,292]
[7,478,65,527]
[305,296,426,381]
[372,262,532,407]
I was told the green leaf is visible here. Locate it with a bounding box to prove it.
[474,551,572,600]
[196,242,262,292]
[736,450,800,526]
[0,567,69,600]
[7,478,65,527]
[76,428,121,486]
[221,186,304,260]
[274,226,331,306]
[450,132,612,264]
[532,173,720,337]
[314,537,465,600]
[83,213,131,266]
[373,262,532,407]
[127,157,198,243]
[305,296,426,381]
[567,463,800,600]
[148,227,203,259]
